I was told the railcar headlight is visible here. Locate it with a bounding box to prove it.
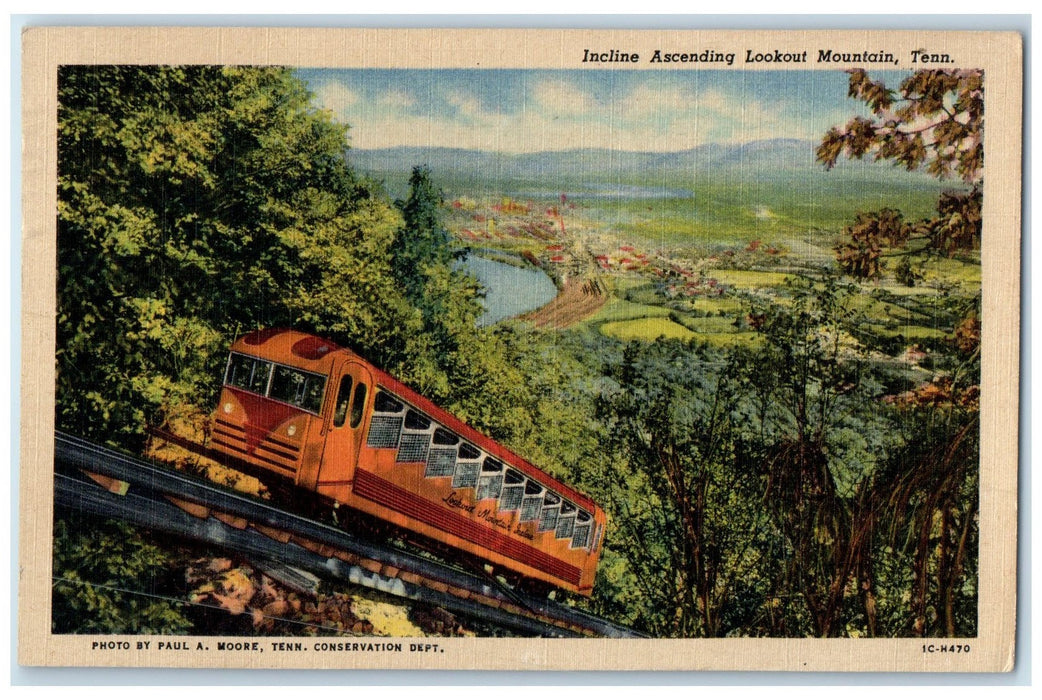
[287,425,297,437]
[223,402,233,414]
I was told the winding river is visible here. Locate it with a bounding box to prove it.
[458,254,558,326]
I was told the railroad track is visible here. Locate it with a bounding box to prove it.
[54,431,645,639]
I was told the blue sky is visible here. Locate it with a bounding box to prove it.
[296,68,906,153]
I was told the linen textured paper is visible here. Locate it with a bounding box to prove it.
[19,26,1021,672]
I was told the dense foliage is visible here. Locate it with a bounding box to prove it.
[588,277,978,637]
[58,66,405,444]
[52,515,192,634]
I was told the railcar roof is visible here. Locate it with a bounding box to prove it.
[231,328,343,373]
[230,328,600,514]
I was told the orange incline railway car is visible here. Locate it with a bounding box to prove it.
[209,328,606,595]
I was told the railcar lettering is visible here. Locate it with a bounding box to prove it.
[442,491,476,513]
[514,523,535,540]
[477,507,512,531]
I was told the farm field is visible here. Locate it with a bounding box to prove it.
[429,164,977,352]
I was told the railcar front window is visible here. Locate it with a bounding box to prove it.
[225,353,273,395]
[269,365,327,414]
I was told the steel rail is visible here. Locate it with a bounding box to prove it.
[57,431,507,602]
[54,431,646,639]
[54,470,579,637]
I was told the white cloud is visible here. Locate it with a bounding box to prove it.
[316,73,825,153]
[377,89,416,110]
[616,84,696,123]
[445,91,489,121]
[314,81,360,116]
[530,79,592,119]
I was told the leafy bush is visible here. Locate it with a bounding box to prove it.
[52,515,192,634]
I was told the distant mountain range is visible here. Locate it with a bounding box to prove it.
[347,138,935,189]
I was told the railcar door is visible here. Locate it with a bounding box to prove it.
[310,360,373,496]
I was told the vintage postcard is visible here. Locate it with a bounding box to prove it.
[18,26,1022,672]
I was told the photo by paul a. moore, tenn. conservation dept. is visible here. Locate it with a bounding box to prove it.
[17,25,1022,673]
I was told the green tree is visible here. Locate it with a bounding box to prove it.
[392,165,457,301]
[597,340,771,637]
[56,65,409,444]
[738,277,892,637]
[818,69,983,279]
[871,318,980,636]
[381,165,497,409]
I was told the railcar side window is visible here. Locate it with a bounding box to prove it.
[555,501,577,539]
[476,457,504,501]
[350,383,367,429]
[572,510,593,549]
[397,410,434,463]
[498,469,525,511]
[269,365,327,414]
[519,480,545,522]
[374,391,403,413]
[366,389,403,448]
[332,376,353,427]
[225,353,273,396]
[425,428,460,478]
[452,443,482,489]
[538,491,562,532]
